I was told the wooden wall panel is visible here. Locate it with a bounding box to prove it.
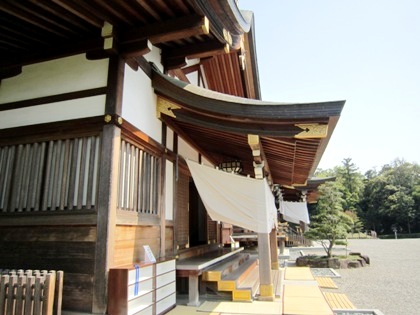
[165,226,174,256]
[0,226,96,313]
[176,172,189,249]
[113,225,161,266]
[207,214,217,243]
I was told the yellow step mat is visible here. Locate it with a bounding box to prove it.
[284,267,314,281]
[323,292,356,310]
[283,285,333,315]
[316,277,338,289]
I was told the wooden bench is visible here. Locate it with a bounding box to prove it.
[176,246,244,306]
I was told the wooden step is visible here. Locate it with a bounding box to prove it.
[217,257,258,292]
[202,253,249,282]
[233,264,260,301]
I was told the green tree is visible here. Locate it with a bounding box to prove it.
[359,159,420,234]
[305,182,353,258]
[336,158,365,212]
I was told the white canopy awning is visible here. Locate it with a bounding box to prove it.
[187,160,277,234]
[279,201,310,224]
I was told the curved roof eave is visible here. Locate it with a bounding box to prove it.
[152,67,345,121]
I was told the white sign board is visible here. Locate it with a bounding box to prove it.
[143,245,156,263]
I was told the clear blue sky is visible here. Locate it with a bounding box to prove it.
[240,0,420,173]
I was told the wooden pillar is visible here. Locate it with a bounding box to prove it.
[279,237,285,255]
[248,134,275,301]
[93,55,124,313]
[93,124,121,313]
[257,233,274,301]
[270,227,279,270]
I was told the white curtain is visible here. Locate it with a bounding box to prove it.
[279,201,310,224]
[187,160,277,233]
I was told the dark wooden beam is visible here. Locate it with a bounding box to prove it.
[162,40,229,62]
[121,15,209,45]
[0,66,22,80]
[0,87,107,111]
[120,39,152,59]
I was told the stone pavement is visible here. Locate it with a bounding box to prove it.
[167,266,355,315]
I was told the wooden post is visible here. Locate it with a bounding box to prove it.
[279,237,285,255]
[93,55,124,313]
[270,227,279,270]
[93,125,121,313]
[257,233,274,301]
[248,135,275,301]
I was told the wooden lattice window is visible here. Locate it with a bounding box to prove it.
[0,136,101,212]
[117,140,160,215]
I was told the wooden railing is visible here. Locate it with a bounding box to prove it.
[0,270,63,315]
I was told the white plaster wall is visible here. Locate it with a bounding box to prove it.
[178,137,199,162]
[184,59,200,86]
[144,49,163,72]
[121,48,163,143]
[0,96,105,129]
[0,54,108,104]
[166,127,174,151]
[165,160,174,221]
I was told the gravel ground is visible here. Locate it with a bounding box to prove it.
[291,239,420,315]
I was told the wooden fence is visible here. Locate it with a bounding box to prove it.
[0,270,63,315]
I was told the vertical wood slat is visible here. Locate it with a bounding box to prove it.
[0,275,7,315]
[28,143,41,211]
[42,273,56,315]
[32,277,41,315]
[132,147,139,212]
[10,145,24,212]
[24,276,34,315]
[117,140,124,209]
[67,139,78,210]
[6,275,16,315]
[86,137,96,209]
[34,143,46,212]
[77,138,88,209]
[14,276,24,315]
[50,140,62,211]
[42,141,54,211]
[53,271,63,315]
[128,144,135,211]
[59,140,71,211]
[138,150,144,212]
[123,141,130,210]
[18,144,32,211]
[0,146,16,211]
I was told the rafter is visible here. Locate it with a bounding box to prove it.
[121,15,209,45]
